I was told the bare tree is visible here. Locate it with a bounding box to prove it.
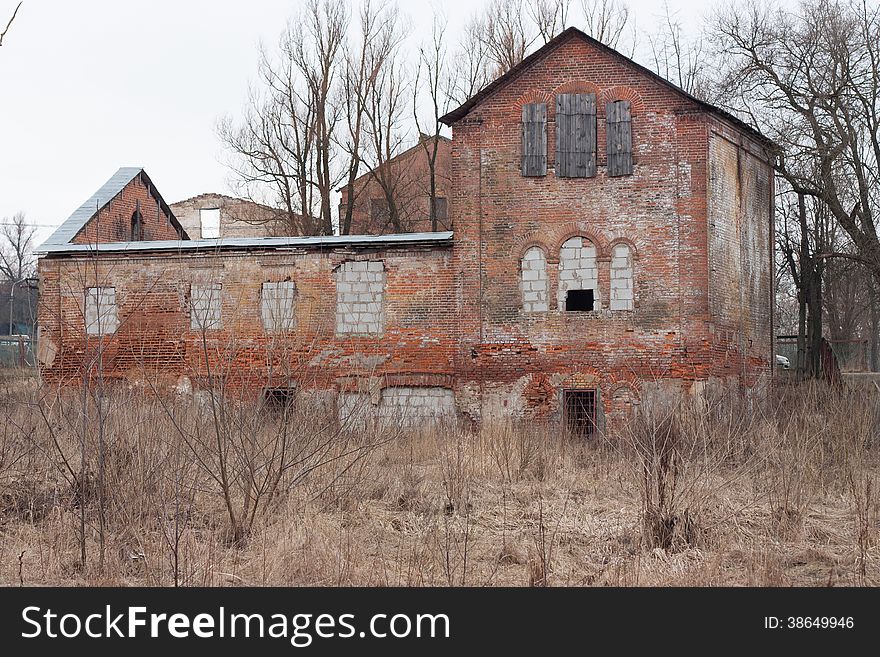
[338,0,399,235]
[646,2,711,99]
[581,0,631,49]
[414,11,452,232]
[0,211,36,281]
[449,19,493,105]
[715,0,880,281]
[0,1,21,48]
[359,9,411,233]
[219,0,348,236]
[472,0,532,78]
[529,0,571,44]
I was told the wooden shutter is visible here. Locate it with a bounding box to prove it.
[555,93,597,178]
[521,103,547,176]
[606,100,633,176]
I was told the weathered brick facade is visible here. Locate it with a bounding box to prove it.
[36,29,775,432]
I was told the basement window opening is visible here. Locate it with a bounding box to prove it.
[564,389,597,437]
[566,289,594,312]
[263,388,295,412]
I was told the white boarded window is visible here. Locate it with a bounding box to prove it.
[610,244,634,311]
[521,247,548,312]
[558,237,599,311]
[190,283,222,330]
[261,281,296,331]
[336,261,385,335]
[199,208,220,239]
[85,287,119,336]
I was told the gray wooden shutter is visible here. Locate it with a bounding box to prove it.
[555,93,597,178]
[521,103,547,176]
[606,100,633,176]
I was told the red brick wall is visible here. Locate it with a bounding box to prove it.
[72,173,182,244]
[37,245,457,395]
[340,137,452,235]
[447,32,774,422]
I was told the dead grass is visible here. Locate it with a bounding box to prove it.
[0,382,878,586]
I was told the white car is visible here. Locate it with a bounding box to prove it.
[775,354,791,370]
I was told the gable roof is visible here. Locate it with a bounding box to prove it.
[439,27,772,147]
[40,167,188,248]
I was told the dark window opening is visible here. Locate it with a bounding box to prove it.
[566,289,594,311]
[130,209,143,241]
[263,388,295,414]
[564,389,597,437]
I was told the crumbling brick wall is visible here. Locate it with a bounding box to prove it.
[37,244,458,400]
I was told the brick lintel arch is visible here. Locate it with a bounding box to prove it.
[551,225,609,259]
[513,232,552,263]
[606,236,642,260]
[598,86,645,114]
[514,90,555,118]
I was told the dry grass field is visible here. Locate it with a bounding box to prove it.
[0,375,878,587]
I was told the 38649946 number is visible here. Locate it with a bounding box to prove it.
[764,616,854,629]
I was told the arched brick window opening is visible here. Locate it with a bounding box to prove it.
[558,236,598,311]
[130,208,143,241]
[610,243,634,310]
[521,246,548,312]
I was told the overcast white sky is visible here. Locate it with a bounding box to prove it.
[0,0,709,244]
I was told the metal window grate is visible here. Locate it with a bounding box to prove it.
[564,389,597,436]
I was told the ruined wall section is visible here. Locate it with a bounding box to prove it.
[37,245,457,399]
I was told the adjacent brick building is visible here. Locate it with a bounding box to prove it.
[36,28,775,433]
[339,134,452,235]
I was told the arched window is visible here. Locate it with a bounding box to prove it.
[130,209,143,241]
[609,244,634,311]
[558,237,598,311]
[521,246,548,312]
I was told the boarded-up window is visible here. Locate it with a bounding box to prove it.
[85,287,118,336]
[610,244,634,310]
[521,246,548,312]
[558,236,599,311]
[261,281,296,332]
[521,102,547,176]
[555,93,596,177]
[190,283,222,330]
[606,100,633,176]
[336,261,385,335]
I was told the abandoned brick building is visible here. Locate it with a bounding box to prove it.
[35,28,775,434]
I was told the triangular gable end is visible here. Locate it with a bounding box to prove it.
[439,27,772,148]
[40,167,190,249]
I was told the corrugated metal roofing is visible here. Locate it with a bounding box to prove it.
[40,167,145,247]
[36,231,455,255]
